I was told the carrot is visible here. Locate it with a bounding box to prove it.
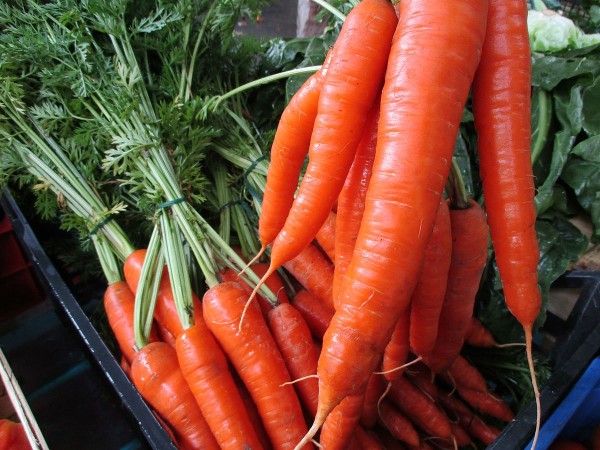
[250,0,397,303]
[130,342,220,450]
[381,307,412,380]
[377,400,421,447]
[465,317,497,347]
[353,427,385,450]
[437,391,501,446]
[103,280,160,364]
[333,100,379,300]
[123,249,147,293]
[290,289,334,340]
[202,281,312,449]
[315,210,337,263]
[0,419,31,450]
[156,320,177,348]
[256,51,333,260]
[320,392,366,450]
[283,243,335,311]
[423,199,489,373]
[233,372,274,450]
[176,320,264,450]
[120,355,131,377]
[295,2,488,445]
[445,355,488,393]
[388,376,453,440]
[453,387,514,422]
[409,199,452,356]
[450,422,472,448]
[471,0,542,445]
[267,303,321,418]
[360,373,387,429]
[404,361,438,402]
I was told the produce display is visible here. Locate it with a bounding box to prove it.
[0,0,599,449]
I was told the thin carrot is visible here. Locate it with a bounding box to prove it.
[103,280,160,363]
[256,51,333,261]
[320,392,367,450]
[377,400,421,447]
[267,303,321,418]
[471,0,542,446]
[452,386,514,422]
[409,199,452,357]
[249,0,397,305]
[445,355,488,393]
[202,281,312,449]
[290,289,335,340]
[381,307,412,380]
[360,374,387,429]
[295,2,488,445]
[333,100,379,301]
[130,342,220,450]
[352,426,385,450]
[283,243,335,311]
[176,319,264,450]
[315,210,337,263]
[388,376,453,440]
[423,199,489,373]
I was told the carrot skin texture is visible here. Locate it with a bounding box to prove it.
[104,280,160,363]
[360,373,386,428]
[267,303,321,419]
[382,307,411,381]
[471,0,541,331]
[454,387,514,422]
[333,101,379,301]
[130,342,220,450]
[283,244,335,311]
[202,282,312,449]
[320,392,366,450]
[259,52,332,251]
[424,200,489,373]
[290,289,334,340]
[268,0,398,270]
[313,0,488,437]
[465,316,498,347]
[389,376,453,440]
[446,355,488,393]
[233,372,274,450]
[377,400,421,447]
[409,199,452,356]
[176,322,264,450]
[315,210,337,263]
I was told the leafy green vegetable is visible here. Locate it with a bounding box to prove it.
[528,9,600,53]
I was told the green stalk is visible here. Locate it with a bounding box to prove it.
[133,224,164,349]
[208,66,321,112]
[311,0,347,22]
[531,87,552,165]
[446,158,470,210]
[92,236,122,285]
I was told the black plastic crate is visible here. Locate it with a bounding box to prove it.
[0,190,177,450]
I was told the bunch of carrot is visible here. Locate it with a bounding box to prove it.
[96,0,545,448]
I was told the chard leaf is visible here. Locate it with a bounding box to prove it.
[582,75,600,135]
[531,53,600,90]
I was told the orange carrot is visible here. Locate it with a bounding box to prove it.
[333,100,379,301]
[389,376,453,440]
[465,316,497,347]
[0,420,31,450]
[233,372,274,450]
[290,289,335,340]
[377,400,421,447]
[283,243,335,311]
[471,0,542,445]
[315,210,337,263]
[453,387,514,422]
[202,281,312,449]
[176,320,264,450]
[320,392,367,450]
[409,199,452,356]
[360,374,387,429]
[423,200,489,373]
[404,361,439,402]
[130,342,220,450]
[257,51,333,258]
[381,308,411,381]
[297,2,488,445]
[267,303,321,418]
[103,280,160,363]
[250,0,398,304]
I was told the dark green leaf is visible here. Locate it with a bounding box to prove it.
[531,53,600,90]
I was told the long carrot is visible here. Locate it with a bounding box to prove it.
[333,100,379,301]
[360,374,386,429]
[381,307,412,380]
[130,342,220,450]
[423,199,489,373]
[267,303,321,419]
[315,210,337,263]
[290,289,335,340]
[377,400,421,447]
[409,199,452,356]
[103,280,160,363]
[176,321,264,450]
[256,51,333,260]
[471,0,542,446]
[283,243,335,311]
[295,2,488,445]
[202,281,312,449]
[320,393,367,450]
[249,0,397,303]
